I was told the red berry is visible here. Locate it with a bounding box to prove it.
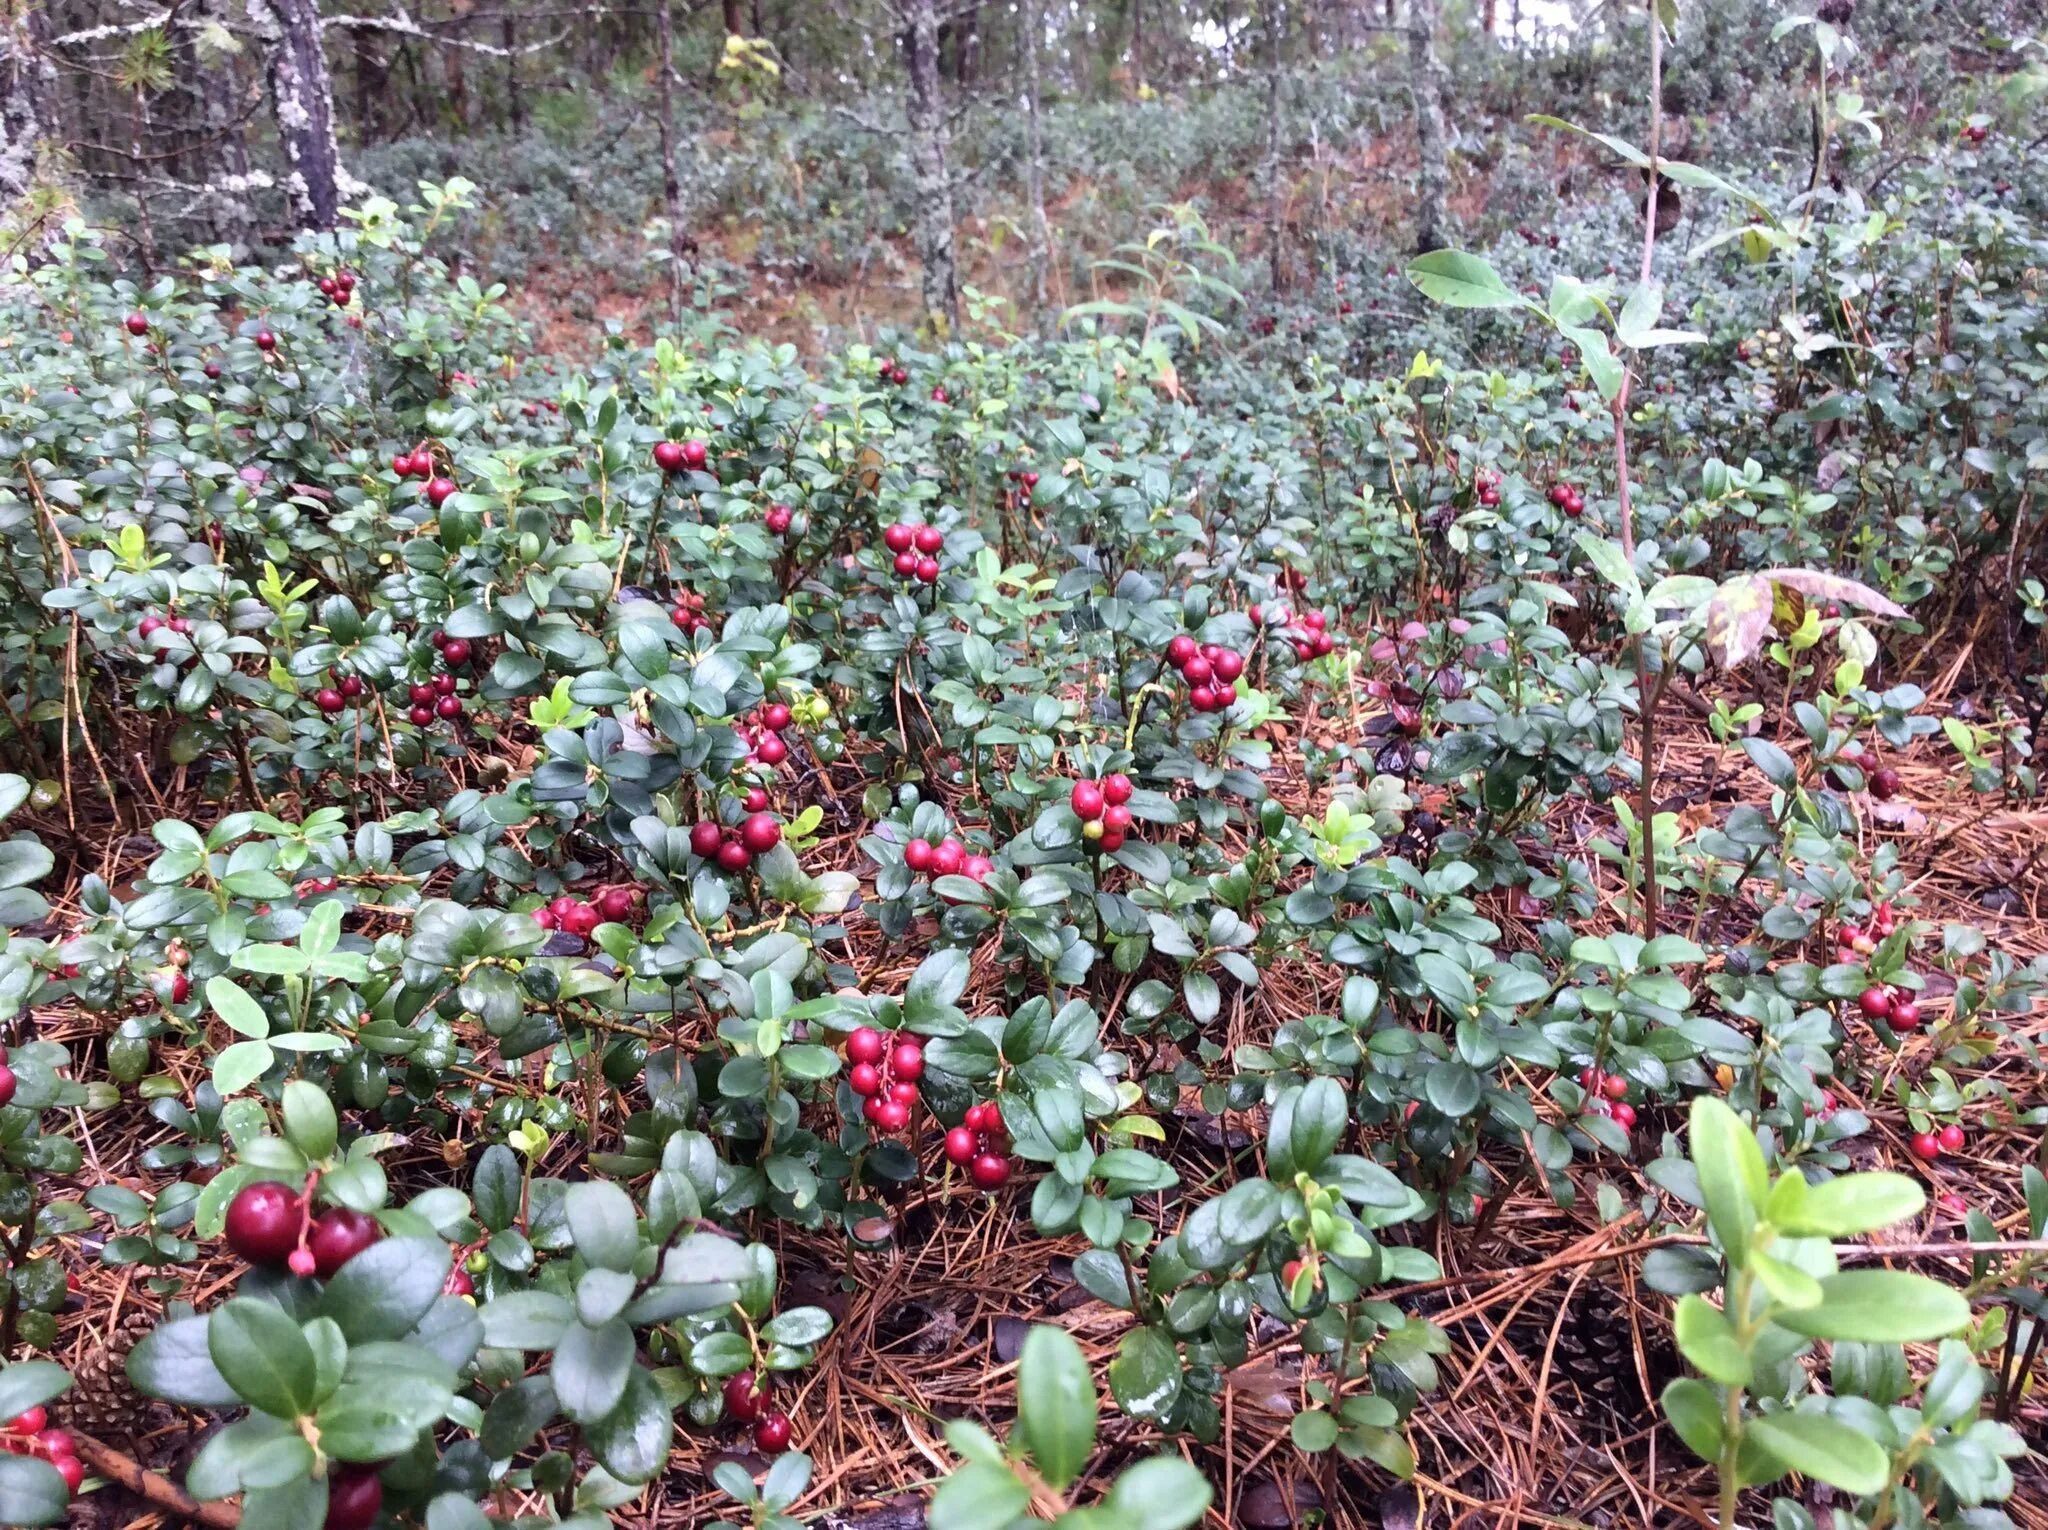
[1602,1074,1628,1101]
[1070,780,1106,820]
[1102,802,1133,834]
[890,1041,924,1081]
[324,1467,382,1530]
[169,970,190,1004]
[408,704,434,726]
[54,1454,84,1494]
[963,854,993,880]
[1610,1101,1637,1130]
[407,682,434,704]
[847,1027,886,1066]
[848,1062,881,1097]
[716,840,751,873]
[440,638,472,666]
[754,1411,792,1452]
[224,1181,304,1268]
[743,787,770,813]
[443,1267,473,1298]
[314,687,346,715]
[681,440,708,470]
[653,441,686,473]
[904,838,935,872]
[1938,1123,1966,1153]
[0,1064,16,1108]
[1869,766,1901,800]
[560,901,599,937]
[338,675,365,699]
[1188,685,1219,712]
[1099,829,1126,852]
[1909,1132,1942,1162]
[883,523,914,553]
[762,702,793,732]
[914,525,943,554]
[426,477,458,508]
[124,312,149,336]
[1213,650,1245,682]
[690,822,724,859]
[970,1153,1011,1189]
[432,673,458,697]
[755,734,787,765]
[1102,773,1133,805]
[914,556,940,583]
[932,839,964,876]
[1888,1001,1921,1032]
[434,694,463,720]
[888,1078,919,1106]
[875,1099,910,1132]
[9,1407,47,1436]
[1858,987,1893,1020]
[533,908,556,930]
[892,550,919,576]
[254,330,276,352]
[723,1372,768,1423]
[138,615,164,639]
[308,1208,383,1279]
[1165,634,1197,667]
[1181,654,1213,684]
[740,812,781,854]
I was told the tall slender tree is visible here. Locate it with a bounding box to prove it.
[1263,0,1286,290]
[1024,0,1050,309]
[0,1,49,215]
[655,0,690,321]
[261,0,344,228]
[1408,0,1450,252]
[899,0,959,332]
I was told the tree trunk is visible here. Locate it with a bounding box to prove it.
[264,0,344,228]
[1024,0,1050,310]
[1484,0,1498,34]
[1129,0,1144,93]
[352,26,377,142]
[0,1,49,215]
[1263,0,1285,290]
[1407,0,1448,254]
[503,15,521,131]
[655,0,689,322]
[722,0,743,34]
[955,4,979,87]
[901,0,959,333]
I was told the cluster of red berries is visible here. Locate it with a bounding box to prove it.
[903,834,993,883]
[1003,467,1041,494]
[876,353,910,386]
[1836,901,1901,965]
[765,501,793,535]
[402,672,464,726]
[881,522,944,583]
[135,612,197,666]
[312,671,367,716]
[846,1026,921,1134]
[535,887,640,935]
[313,268,357,308]
[944,1101,1013,1189]
[722,1371,792,1453]
[392,447,459,508]
[1577,1066,1637,1131]
[1,1407,82,1495]
[224,1179,382,1280]
[738,701,795,767]
[653,439,709,475]
[688,811,783,873]
[669,588,714,636]
[1163,634,1245,711]
[1474,469,1502,508]
[1857,984,1923,1033]
[1267,606,1336,662]
[1548,481,1586,517]
[1070,773,1135,853]
[1909,1122,1968,1162]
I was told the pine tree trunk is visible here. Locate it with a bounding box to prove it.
[1408,0,1449,253]
[1024,0,1050,309]
[1264,0,1286,291]
[655,0,689,322]
[901,0,959,333]
[722,0,743,34]
[503,16,521,131]
[0,1,48,214]
[264,0,344,228]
